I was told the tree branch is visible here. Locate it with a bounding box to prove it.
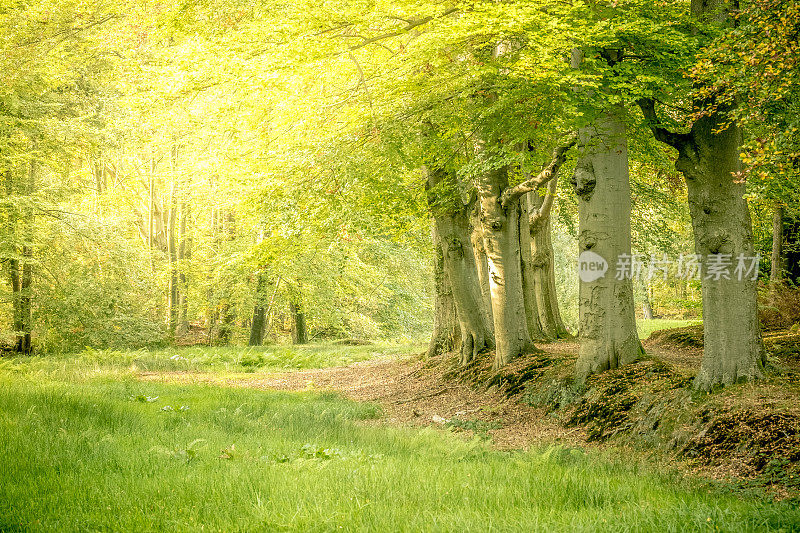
[636,98,692,150]
[348,8,458,50]
[530,172,559,227]
[500,134,577,209]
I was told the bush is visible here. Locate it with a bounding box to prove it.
[759,282,800,330]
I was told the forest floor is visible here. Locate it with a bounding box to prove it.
[141,325,800,502]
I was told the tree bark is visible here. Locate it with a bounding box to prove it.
[518,198,546,341]
[427,166,494,365]
[166,145,178,336]
[470,209,494,328]
[248,272,268,346]
[771,204,784,282]
[573,105,643,380]
[527,178,570,339]
[639,273,655,320]
[427,223,460,358]
[638,0,767,388]
[290,301,308,344]
[479,166,537,368]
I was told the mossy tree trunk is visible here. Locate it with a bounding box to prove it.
[427,166,493,365]
[427,223,460,358]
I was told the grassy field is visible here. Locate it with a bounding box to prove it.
[1,347,798,532]
[637,319,702,340]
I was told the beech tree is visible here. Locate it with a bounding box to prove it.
[637,0,767,389]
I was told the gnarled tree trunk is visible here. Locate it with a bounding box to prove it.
[427,167,494,365]
[639,0,766,388]
[518,198,545,341]
[470,210,494,328]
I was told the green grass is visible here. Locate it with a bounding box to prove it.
[0,341,424,378]
[637,319,703,340]
[1,351,798,532]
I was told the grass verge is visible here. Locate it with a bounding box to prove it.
[1,360,799,532]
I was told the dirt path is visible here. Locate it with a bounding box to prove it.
[140,354,587,450]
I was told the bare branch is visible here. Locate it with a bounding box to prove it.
[501,134,577,209]
[348,7,458,50]
[530,172,559,227]
[637,98,691,150]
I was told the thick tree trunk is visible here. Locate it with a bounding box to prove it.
[681,119,765,390]
[290,301,307,345]
[479,166,537,368]
[527,180,570,339]
[427,167,494,365]
[573,106,643,380]
[771,205,784,282]
[427,223,460,358]
[639,0,766,388]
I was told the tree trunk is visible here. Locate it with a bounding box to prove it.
[479,166,537,368]
[470,210,494,328]
[427,167,494,365]
[166,145,178,336]
[638,0,766,389]
[148,150,155,272]
[177,172,192,335]
[771,204,784,282]
[248,272,268,346]
[682,119,765,390]
[639,273,655,320]
[427,223,460,358]
[290,301,307,344]
[527,180,570,339]
[518,198,546,341]
[573,105,643,380]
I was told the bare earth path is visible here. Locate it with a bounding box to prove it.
[140,350,587,450]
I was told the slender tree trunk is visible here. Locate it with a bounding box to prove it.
[771,204,784,283]
[527,182,570,338]
[427,223,460,358]
[519,198,546,341]
[639,273,655,320]
[479,166,537,368]
[148,150,155,272]
[166,145,178,336]
[427,167,494,365]
[248,272,268,346]
[178,172,191,335]
[573,104,643,380]
[290,301,307,344]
